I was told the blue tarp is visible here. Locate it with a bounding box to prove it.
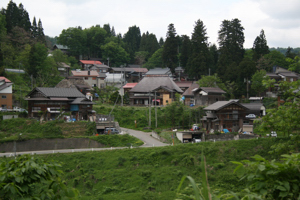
[223,129,229,133]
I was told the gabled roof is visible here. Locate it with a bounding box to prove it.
[27,87,85,98]
[80,60,102,65]
[182,83,199,96]
[204,101,249,111]
[194,87,226,94]
[175,81,193,88]
[241,103,265,111]
[145,68,171,75]
[58,62,70,68]
[0,77,12,82]
[278,72,299,78]
[53,44,69,50]
[130,76,183,93]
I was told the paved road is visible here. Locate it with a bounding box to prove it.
[120,127,169,147]
[0,127,169,157]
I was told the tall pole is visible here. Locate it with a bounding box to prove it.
[155,91,157,128]
[247,78,249,99]
[149,92,151,127]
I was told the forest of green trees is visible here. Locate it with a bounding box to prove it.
[1,0,300,99]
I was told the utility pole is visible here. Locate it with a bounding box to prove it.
[148,91,151,127]
[155,91,157,128]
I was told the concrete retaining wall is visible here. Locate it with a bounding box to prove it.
[0,138,106,153]
[204,134,257,142]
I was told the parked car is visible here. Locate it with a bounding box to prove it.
[104,128,119,134]
[245,114,256,119]
[271,131,277,137]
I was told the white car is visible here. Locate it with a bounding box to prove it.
[271,131,277,137]
[245,114,256,119]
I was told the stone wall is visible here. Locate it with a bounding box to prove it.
[0,138,106,153]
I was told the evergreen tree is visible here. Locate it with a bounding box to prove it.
[186,19,210,79]
[111,26,116,37]
[179,35,191,68]
[18,3,31,32]
[139,32,159,58]
[159,37,164,47]
[3,0,19,33]
[208,44,218,75]
[103,23,111,36]
[252,29,269,61]
[217,18,245,82]
[162,23,178,74]
[31,16,38,38]
[37,19,45,44]
[285,46,296,59]
[123,25,141,63]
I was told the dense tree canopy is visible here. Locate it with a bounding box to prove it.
[186,19,210,79]
[162,23,178,74]
[252,29,269,61]
[217,18,245,82]
[123,25,141,63]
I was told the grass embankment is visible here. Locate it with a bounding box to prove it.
[0,118,143,147]
[2,137,288,200]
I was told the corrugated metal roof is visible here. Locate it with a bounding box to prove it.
[34,87,85,98]
[204,101,249,111]
[0,77,12,82]
[130,76,183,93]
[71,70,99,77]
[198,87,226,94]
[123,83,138,89]
[145,68,171,75]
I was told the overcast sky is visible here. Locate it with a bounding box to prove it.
[1,0,300,48]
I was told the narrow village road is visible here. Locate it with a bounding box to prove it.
[120,127,169,147]
[0,128,169,157]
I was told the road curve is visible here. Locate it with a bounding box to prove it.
[0,127,169,157]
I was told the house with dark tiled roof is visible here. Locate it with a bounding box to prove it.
[182,83,226,106]
[145,68,172,77]
[53,44,70,55]
[26,87,95,120]
[129,76,183,106]
[201,101,265,133]
[0,77,13,110]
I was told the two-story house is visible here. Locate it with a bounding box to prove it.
[71,70,106,89]
[0,77,13,110]
[26,87,94,120]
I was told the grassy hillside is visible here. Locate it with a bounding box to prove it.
[7,137,288,200]
[0,119,143,147]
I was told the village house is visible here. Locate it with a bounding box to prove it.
[26,87,95,121]
[182,83,226,106]
[201,100,265,134]
[110,67,148,83]
[80,60,102,70]
[88,64,110,73]
[57,62,70,77]
[71,70,106,89]
[129,75,183,106]
[0,77,13,110]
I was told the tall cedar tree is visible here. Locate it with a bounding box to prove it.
[31,17,38,38]
[37,19,46,44]
[252,29,269,61]
[162,23,178,74]
[139,32,159,57]
[179,35,191,68]
[123,25,141,63]
[217,18,245,82]
[18,3,31,32]
[209,44,219,75]
[186,19,210,79]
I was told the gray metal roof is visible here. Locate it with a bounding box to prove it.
[204,101,249,111]
[130,76,183,93]
[182,83,199,96]
[241,103,265,111]
[145,68,171,75]
[29,87,85,98]
[70,98,95,105]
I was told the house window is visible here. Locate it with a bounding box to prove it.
[1,95,6,99]
[85,77,88,80]
[290,78,293,82]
